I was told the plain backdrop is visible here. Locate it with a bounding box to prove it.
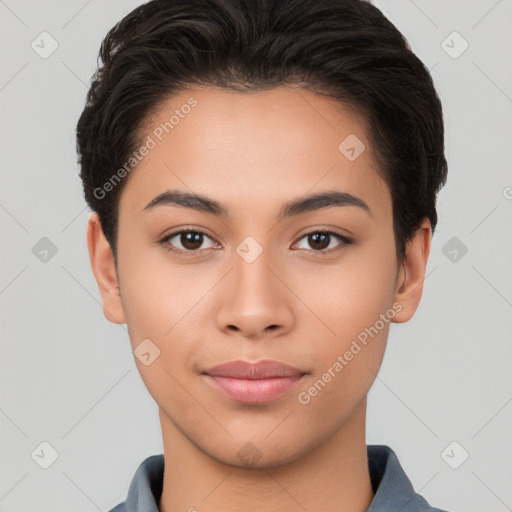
[1,1,511,511]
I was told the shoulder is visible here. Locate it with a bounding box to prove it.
[107,502,125,512]
[367,445,452,512]
[106,454,165,512]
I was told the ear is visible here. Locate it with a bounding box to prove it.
[392,218,432,323]
[86,212,126,325]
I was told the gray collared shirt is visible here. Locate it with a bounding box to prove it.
[109,444,449,512]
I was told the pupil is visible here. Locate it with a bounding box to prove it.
[310,232,329,250]
[182,232,203,250]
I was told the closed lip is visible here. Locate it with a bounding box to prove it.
[202,359,307,379]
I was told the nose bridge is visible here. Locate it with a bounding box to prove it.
[216,236,294,337]
[232,238,279,307]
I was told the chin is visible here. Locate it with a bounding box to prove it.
[206,438,307,470]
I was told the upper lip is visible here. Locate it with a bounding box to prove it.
[203,359,306,379]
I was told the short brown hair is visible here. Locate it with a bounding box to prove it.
[76,0,448,265]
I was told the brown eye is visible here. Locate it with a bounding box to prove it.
[161,229,218,253]
[293,230,353,253]
[308,232,330,250]
[179,231,204,250]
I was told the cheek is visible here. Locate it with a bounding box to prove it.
[116,252,201,405]
[116,242,215,387]
[291,240,397,405]
[295,276,394,420]
[296,248,397,345]
[117,239,202,339]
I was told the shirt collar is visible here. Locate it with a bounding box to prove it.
[115,444,445,512]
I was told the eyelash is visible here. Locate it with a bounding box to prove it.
[158,227,354,256]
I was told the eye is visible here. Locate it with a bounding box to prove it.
[159,228,219,254]
[292,230,353,253]
[159,228,353,256]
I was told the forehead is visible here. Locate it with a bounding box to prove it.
[119,86,391,220]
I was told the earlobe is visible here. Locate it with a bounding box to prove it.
[86,212,126,325]
[392,218,432,324]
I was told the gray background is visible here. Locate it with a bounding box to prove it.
[1,1,511,511]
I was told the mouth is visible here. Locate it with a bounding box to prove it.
[201,359,308,404]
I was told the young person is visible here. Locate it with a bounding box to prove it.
[76,0,450,510]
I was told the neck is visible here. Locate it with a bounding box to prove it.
[158,399,374,512]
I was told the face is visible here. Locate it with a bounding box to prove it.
[88,86,431,468]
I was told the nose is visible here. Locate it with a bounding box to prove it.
[216,247,294,340]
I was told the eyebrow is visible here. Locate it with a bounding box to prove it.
[142,189,372,218]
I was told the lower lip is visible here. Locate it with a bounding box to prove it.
[203,374,304,404]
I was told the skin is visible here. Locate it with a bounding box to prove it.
[87,86,431,512]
